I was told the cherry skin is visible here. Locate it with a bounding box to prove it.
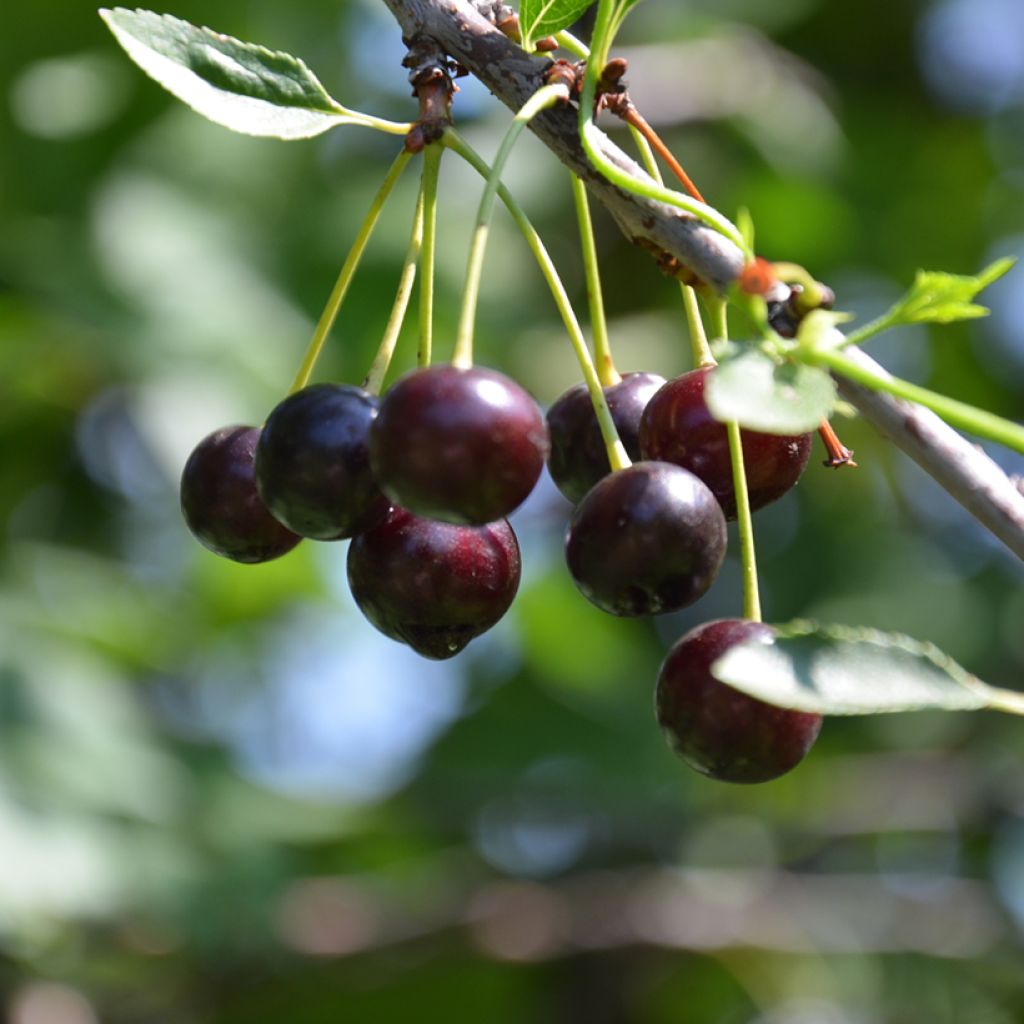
[180,426,301,563]
[370,364,548,526]
[656,619,823,783]
[639,367,812,520]
[347,506,521,659]
[565,461,727,617]
[255,383,387,540]
[546,371,666,504]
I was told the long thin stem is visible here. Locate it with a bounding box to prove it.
[362,189,425,395]
[578,0,749,256]
[418,143,442,368]
[728,420,761,623]
[804,347,1024,454]
[444,128,630,472]
[627,125,714,369]
[707,294,730,345]
[682,285,715,368]
[982,686,1024,717]
[618,104,705,202]
[452,82,569,369]
[570,173,619,388]
[710,299,761,621]
[288,149,412,393]
[340,110,416,136]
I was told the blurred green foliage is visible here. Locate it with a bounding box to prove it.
[1,0,1023,1020]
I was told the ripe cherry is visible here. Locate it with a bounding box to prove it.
[546,372,666,504]
[639,367,812,519]
[347,506,521,659]
[656,619,822,783]
[255,383,387,540]
[180,426,301,563]
[370,364,548,525]
[565,461,726,617]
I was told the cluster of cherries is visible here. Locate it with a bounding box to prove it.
[180,358,822,783]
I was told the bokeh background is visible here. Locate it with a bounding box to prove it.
[2,0,1024,1020]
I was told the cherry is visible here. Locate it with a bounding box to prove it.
[656,619,822,783]
[639,367,812,519]
[180,426,301,563]
[255,383,387,540]
[546,371,666,504]
[370,364,548,525]
[565,461,726,617]
[347,506,521,659]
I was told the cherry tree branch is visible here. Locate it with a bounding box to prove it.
[380,0,745,290]
[378,0,1024,560]
[834,348,1024,560]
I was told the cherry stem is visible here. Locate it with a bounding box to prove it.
[579,0,750,257]
[617,104,705,203]
[554,30,589,58]
[288,148,412,394]
[772,261,825,309]
[626,126,715,370]
[803,346,1024,455]
[708,304,762,623]
[452,82,570,370]
[570,173,620,388]
[443,128,630,472]
[417,142,442,369]
[363,185,424,395]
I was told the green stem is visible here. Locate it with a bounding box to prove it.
[803,347,1024,454]
[727,419,761,623]
[554,30,589,58]
[337,109,415,136]
[452,83,569,369]
[444,128,630,473]
[288,149,412,393]
[418,143,442,368]
[682,285,715,368]
[707,294,729,344]
[983,686,1024,717]
[570,173,619,388]
[362,188,425,395]
[578,0,749,256]
[713,298,761,622]
[840,313,895,349]
[627,126,715,369]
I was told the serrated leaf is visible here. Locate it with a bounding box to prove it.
[100,7,368,139]
[519,0,596,51]
[883,257,1016,328]
[704,346,836,434]
[712,620,995,715]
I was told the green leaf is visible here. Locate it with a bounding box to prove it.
[881,257,1016,329]
[711,620,998,715]
[704,345,836,434]
[736,206,755,252]
[100,7,369,139]
[519,0,596,51]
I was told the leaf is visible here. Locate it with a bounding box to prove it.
[736,206,755,252]
[100,8,367,139]
[519,0,596,51]
[711,619,996,715]
[704,345,836,434]
[881,257,1016,329]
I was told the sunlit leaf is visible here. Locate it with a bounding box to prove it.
[879,257,1016,329]
[712,619,996,715]
[519,0,596,51]
[705,346,835,434]
[100,7,370,139]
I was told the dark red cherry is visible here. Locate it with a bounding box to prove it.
[639,367,812,519]
[370,364,548,525]
[347,506,521,659]
[180,426,301,563]
[546,371,666,504]
[656,619,822,783]
[565,461,726,617]
[255,383,387,540]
